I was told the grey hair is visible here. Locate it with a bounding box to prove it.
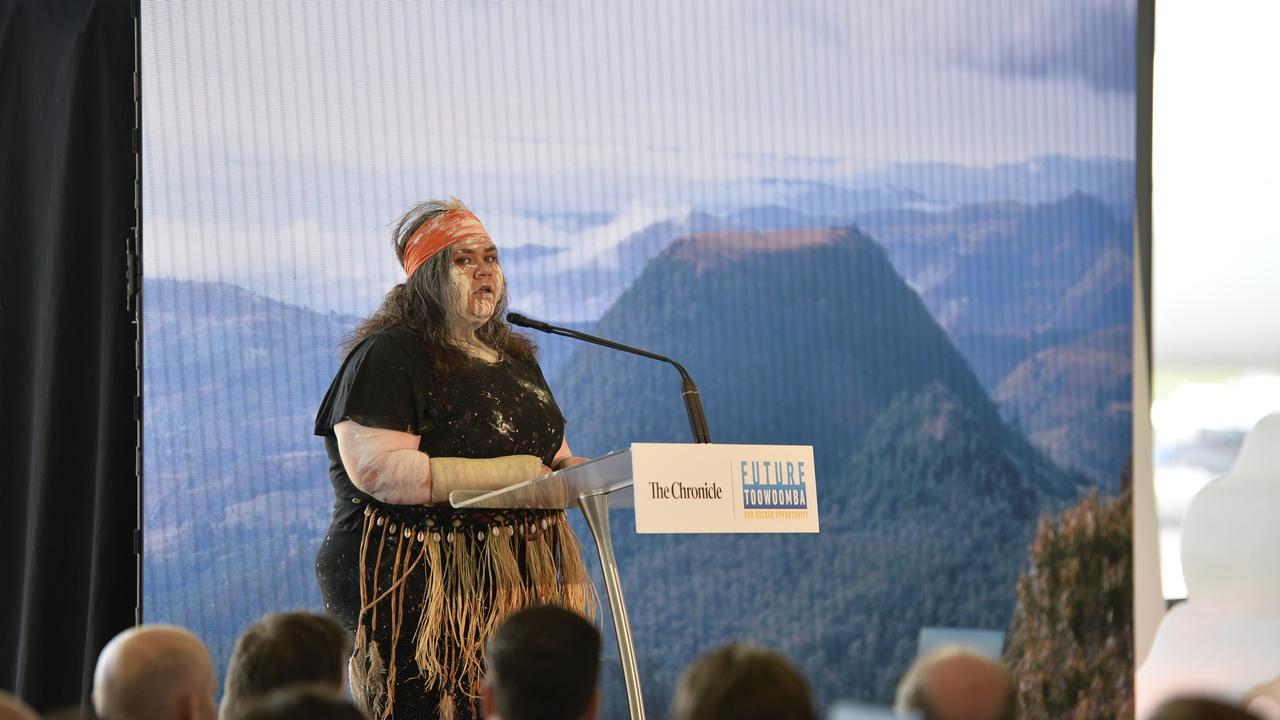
[344,198,536,373]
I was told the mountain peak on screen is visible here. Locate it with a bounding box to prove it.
[666,227,844,275]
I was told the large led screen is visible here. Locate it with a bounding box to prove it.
[143,2,1136,715]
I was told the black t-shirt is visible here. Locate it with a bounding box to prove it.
[315,327,565,529]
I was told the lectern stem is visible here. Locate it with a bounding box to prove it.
[577,491,646,720]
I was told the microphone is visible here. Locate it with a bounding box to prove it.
[507,312,712,444]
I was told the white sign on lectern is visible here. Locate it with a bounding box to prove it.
[631,443,819,534]
[450,442,820,720]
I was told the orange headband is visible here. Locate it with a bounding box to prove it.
[402,208,482,278]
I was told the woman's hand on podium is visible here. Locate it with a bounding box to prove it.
[553,456,590,471]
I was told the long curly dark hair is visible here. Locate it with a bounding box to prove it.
[344,198,537,376]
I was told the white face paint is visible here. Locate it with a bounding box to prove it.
[444,227,505,334]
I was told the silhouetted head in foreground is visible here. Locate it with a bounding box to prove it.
[219,611,352,720]
[1151,697,1262,720]
[0,691,39,720]
[92,625,218,720]
[230,686,363,720]
[481,605,602,720]
[895,646,1015,720]
[671,642,813,720]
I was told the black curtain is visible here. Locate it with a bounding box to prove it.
[0,0,136,712]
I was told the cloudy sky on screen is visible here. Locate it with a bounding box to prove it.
[142,0,1135,316]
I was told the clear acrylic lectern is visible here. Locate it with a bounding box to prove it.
[449,449,645,720]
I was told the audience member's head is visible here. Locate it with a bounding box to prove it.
[1245,676,1280,720]
[1150,697,1262,720]
[481,605,602,720]
[92,624,217,720]
[671,642,813,720]
[38,709,94,720]
[0,691,39,720]
[218,612,351,720]
[894,646,1015,720]
[229,687,362,720]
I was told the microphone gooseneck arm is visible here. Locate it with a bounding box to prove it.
[507,312,712,444]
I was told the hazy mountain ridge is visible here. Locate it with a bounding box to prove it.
[994,326,1132,488]
[858,192,1131,338]
[692,177,925,224]
[502,211,726,321]
[854,155,1133,218]
[671,156,1130,223]
[502,156,1132,327]
[722,204,818,231]
[852,192,1132,485]
[144,278,358,680]
[552,226,1086,711]
[557,226,1005,469]
[514,191,1131,425]
[498,243,566,266]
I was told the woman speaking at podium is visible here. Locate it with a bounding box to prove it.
[313,198,595,720]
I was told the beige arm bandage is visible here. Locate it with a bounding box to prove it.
[334,420,547,506]
[428,455,545,505]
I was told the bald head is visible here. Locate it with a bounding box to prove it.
[895,647,1015,720]
[0,691,39,720]
[93,625,217,720]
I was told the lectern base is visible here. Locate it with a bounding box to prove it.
[578,491,647,720]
